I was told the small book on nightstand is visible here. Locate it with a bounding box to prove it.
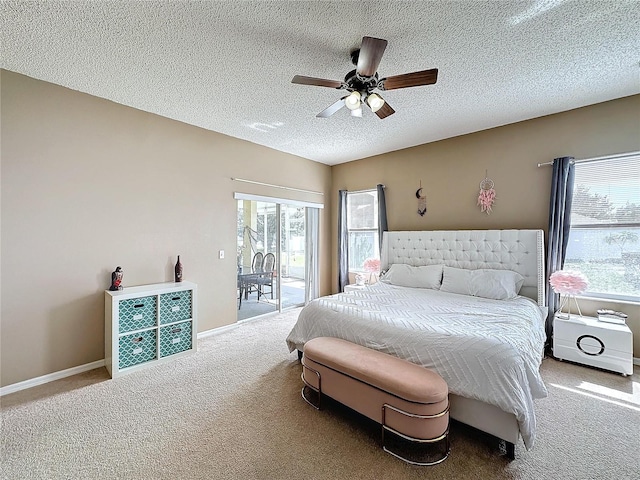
[597,309,627,325]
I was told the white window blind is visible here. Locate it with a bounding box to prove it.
[570,156,640,225]
[565,153,640,301]
[347,190,379,272]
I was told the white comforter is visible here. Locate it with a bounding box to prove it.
[286,282,548,449]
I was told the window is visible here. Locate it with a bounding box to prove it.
[347,190,379,272]
[564,153,640,302]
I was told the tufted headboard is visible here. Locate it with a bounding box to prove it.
[381,229,546,307]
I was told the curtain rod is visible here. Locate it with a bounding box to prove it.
[231,177,324,196]
[537,151,639,167]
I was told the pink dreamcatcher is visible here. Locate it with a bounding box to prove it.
[477,174,496,215]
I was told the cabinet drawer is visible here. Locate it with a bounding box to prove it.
[159,290,192,324]
[118,296,157,333]
[159,321,193,357]
[118,329,157,369]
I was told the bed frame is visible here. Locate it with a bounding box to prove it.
[380,229,546,458]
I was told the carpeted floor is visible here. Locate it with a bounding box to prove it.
[1,308,638,480]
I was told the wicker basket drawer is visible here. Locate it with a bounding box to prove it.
[159,321,193,357]
[118,296,157,333]
[159,290,192,324]
[118,329,157,369]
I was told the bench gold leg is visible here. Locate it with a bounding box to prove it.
[300,361,322,410]
[381,403,450,466]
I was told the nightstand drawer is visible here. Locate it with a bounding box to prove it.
[554,339,632,376]
[554,317,632,355]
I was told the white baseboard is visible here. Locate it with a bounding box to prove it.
[197,322,239,339]
[196,314,277,337]
[0,359,105,397]
[1,322,243,397]
[634,357,640,367]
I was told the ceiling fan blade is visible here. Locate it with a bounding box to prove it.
[292,75,344,89]
[379,68,438,90]
[316,98,346,118]
[374,101,395,119]
[350,107,363,118]
[356,36,388,77]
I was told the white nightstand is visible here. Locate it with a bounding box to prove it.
[344,284,367,293]
[553,314,633,376]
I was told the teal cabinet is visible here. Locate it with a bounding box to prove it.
[105,282,197,378]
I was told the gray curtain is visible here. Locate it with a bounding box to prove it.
[304,207,319,303]
[377,184,388,254]
[546,156,575,343]
[338,190,349,292]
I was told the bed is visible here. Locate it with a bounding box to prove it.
[286,229,548,457]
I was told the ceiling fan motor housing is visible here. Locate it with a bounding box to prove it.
[344,69,379,97]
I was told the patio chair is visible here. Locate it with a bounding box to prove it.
[257,252,275,300]
[244,252,264,297]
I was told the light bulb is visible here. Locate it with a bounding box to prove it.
[345,91,361,110]
[367,93,385,112]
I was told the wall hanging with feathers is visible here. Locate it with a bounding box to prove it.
[477,172,496,214]
[416,181,427,216]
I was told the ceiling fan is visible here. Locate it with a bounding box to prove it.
[291,36,438,119]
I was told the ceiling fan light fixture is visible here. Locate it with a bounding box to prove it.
[367,93,385,112]
[345,91,361,110]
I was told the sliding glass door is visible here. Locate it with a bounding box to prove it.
[236,196,319,321]
[280,205,306,309]
[237,200,278,320]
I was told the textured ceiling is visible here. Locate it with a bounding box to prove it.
[2,1,639,165]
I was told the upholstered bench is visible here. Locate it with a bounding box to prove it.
[301,336,450,465]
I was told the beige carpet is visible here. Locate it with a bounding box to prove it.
[2,308,639,480]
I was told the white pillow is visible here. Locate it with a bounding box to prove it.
[440,266,524,300]
[380,264,443,289]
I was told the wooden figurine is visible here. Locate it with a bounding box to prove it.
[109,266,123,291]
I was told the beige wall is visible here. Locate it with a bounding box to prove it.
[1,70,332,387]
[332,95,640,356]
